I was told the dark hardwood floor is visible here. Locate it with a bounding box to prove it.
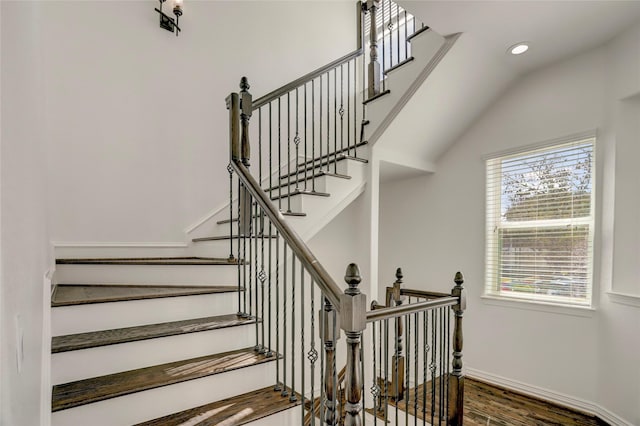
[373,377,605,425]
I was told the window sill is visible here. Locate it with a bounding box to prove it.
[481,295,595,317]
[607,292,640,308]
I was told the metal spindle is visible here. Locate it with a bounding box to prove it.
[287,92,292,212]
[274,233,281,391]
[333,67,338,174]
[294,88,300,192]
[326,71,330,173]
[347,60,352,156]
[300,261,305,417]
[304,84,308,191]
[395,3,400,67]
[309,279,317,426]
[277,98,282,211]
[404,9,408,61]
[312,79,316,192]
[372,320,378,426]
[414,311,418,426]
[290,255,296,402]
[282,243,288,397]
[319,74,323,177]
[422,310,427,425]
[430,309,436,425]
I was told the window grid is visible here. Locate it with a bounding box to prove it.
[485,138,595,306]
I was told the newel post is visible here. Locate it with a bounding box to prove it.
[363,0,380,98]
[238,77,253,235]
[341,263,367,426]
[391,268,405,400]
[322,297,340,425]
[448,272,466,426]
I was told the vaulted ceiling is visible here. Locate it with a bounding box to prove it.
[380,1,640,179]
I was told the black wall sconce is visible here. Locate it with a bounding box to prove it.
[155,0,183,36]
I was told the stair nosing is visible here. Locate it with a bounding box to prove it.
[52,314,259,353]
[363,89,392,105]
[134,385,302,426]
[216,211,306,225]
[51,284,241,307]
[192,234,278,243]
[406,25,431,43]
[270,189,330,201]
[385,56,415,75]
[281,154,368,180]
[51,347,280,412]
[265,170,352,193]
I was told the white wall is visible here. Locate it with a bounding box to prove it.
[41,0,356,244]
[1,2,52,425]
[379,23,640,424]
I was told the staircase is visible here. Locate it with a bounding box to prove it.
[49,2,465,425]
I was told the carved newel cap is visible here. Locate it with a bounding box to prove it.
[395,267,403,283]
[341,263,366,333]
[454,271,464,287]
[240,76,250,91]
[344,263,362,295]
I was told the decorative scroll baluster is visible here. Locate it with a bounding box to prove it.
[365,0,381,98]
[322,297,339,425]
[448,272,465,426]
[341,263,366,426]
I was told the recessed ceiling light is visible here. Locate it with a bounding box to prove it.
[509,43,530,55]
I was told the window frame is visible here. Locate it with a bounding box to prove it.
[484,136,596,308]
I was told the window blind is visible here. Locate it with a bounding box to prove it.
[485,138,595,306]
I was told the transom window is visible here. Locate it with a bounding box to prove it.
[485,137,595,306]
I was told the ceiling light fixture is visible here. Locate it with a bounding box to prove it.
[509,42,529,55]
[155,0,183,36]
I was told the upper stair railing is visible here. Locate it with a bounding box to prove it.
[224,2,464,425]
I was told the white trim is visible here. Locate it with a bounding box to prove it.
[607,291,640,307]
[40,271,52,426]
[466,368,633,426]
[483,130,598,161]
[480,295,595,317]
[52,241,188,248]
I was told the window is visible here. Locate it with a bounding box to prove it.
[485,137,595,306]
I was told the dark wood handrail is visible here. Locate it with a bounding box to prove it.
[252,48,364,110]
[230,160,343,309]
[365,297,458,322]
[252,2,363,110]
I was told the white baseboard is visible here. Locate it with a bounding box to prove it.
[466,368,633,426]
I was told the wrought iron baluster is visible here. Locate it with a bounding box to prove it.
[371,320,378,426]
[347,60,352,157]
[326,71,330,173]
[277,98,282,211]
[430,309,436,425]
[274,233,281,390]
[303,84,308,192]
[405,313,410,426]
[290,254,296,402]
[311,79,316,192]
[287,92,292,212]
[309,279,317,426]
[414,311,418,426]
[404,9,408,61]
[384,318,389,424]
[248,200,253,320]
[319,74,323,177]
[300,261,305,419]
[294,88,300,192]
[334,67,338,174]
[227,165,234,262]
[282,243,288,397]
[422,310,427,426]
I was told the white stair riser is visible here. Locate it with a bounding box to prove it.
[191,237,279,259]
[55,263,238,285]
[52,292,239,335]
[52,324,257,384]
[51,361,277,426]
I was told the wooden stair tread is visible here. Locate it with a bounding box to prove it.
[270,189,330,201]
[217,211,306,225]
[281,154,368,180]
[135,386,302,426]
[52,347,278,412]
[192,234,277,243]
[51,284,239,307]
[299,141,368,168]
[52,314,257,353]
[56,257,239,266]
[266,170,352,193]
